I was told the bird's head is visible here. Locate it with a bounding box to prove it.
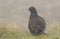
[29,7,35,11]
[28,6,36,13]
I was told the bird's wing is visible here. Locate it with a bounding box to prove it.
[37,16,46,26]
[35,16,46,30]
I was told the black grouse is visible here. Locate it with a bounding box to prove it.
[28,6,46,36]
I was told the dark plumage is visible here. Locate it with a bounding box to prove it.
[28,7,46,36]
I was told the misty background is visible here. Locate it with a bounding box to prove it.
[0,0,60,32]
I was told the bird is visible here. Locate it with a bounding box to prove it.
[28,6,46,36]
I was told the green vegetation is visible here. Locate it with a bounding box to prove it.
[0,22,60,39]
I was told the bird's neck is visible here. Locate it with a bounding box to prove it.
[31,13,38,17]
[30,11,38,17]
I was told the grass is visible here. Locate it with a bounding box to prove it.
[0,21,60,39]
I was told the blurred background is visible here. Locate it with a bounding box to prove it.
[0,0,60,33]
